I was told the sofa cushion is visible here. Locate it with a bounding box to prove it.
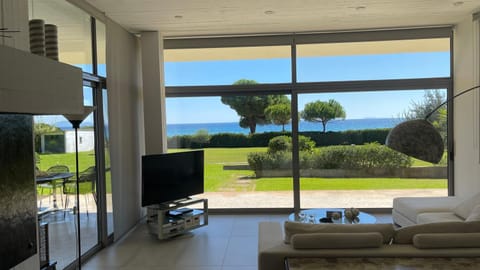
[394,221,480,244]
[454,193,480,219]
[413,233,480,249]
[466,205,480,222]
[416,212,464,224]
[393,196,461,225]
[284,221,395,244]
[291,232,383,249]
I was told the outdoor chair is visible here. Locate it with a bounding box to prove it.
[63,166,97,217]
[38,165,69,209]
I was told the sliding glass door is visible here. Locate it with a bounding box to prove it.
[297,89,448,209]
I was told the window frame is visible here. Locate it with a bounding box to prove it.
[164,27,454,212]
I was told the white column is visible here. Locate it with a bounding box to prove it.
[140,31,167,154]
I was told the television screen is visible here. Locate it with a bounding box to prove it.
[142,150,204,206]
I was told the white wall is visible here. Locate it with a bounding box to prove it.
[453,15,480,196]
[106,17,145,240]
[65,130,95,153]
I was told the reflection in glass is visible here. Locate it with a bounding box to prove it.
[29,0,93,73]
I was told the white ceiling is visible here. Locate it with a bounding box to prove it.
[85,0,480,37]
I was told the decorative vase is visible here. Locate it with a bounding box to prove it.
[29,19,45,56]
[45,24,59,61]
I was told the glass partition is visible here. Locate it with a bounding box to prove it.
[29,0,93,73]
[166,94,294,209]
[33,86,97,268]
[297,89,448,209]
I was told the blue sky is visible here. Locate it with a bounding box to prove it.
[35,51,450,126]
[165,52,449,124]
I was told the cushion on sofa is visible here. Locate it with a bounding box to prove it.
[466,205,480,222]
[394,221,480,244]
[291,232,383,249]
[416,212,464,224]
[393,196,462,225]
[454,193,480,219]
[284,221,395,244]
[413,233,480,249]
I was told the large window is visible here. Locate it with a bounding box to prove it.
[164,29,452,211]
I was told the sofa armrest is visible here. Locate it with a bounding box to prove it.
[259,221,284,252]
[258,221,287,270]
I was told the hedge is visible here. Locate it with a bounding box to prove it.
[167,129,390,148]
[247,143,412,176]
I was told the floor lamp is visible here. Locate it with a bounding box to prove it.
[64,106,93,270]
[386,85,480,163]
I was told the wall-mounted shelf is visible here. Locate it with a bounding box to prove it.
[0,45,83,114]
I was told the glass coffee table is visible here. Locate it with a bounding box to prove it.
[288,208,376,224]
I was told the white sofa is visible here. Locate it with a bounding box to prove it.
[393,192,480,227]
[258,221,480,270]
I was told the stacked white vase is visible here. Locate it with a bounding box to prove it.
[45,24,59,61]
[29,19,45,56]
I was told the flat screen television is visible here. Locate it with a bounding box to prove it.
[142,150,204,207]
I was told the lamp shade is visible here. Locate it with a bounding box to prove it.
[64,106,94,129]
[385,119,444,164]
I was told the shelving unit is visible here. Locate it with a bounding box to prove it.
[146,198,208,240]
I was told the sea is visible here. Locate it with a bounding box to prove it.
[166,118,403,137]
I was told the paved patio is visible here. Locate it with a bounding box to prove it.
[202,189,448,209]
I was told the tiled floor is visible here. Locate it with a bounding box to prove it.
[82,213,393,270]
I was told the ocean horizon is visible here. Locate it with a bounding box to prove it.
[166,117,403,137]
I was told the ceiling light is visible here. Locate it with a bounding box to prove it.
[174,15,183,19]
[264,10,274,15]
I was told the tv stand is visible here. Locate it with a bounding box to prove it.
[146,197,208,240]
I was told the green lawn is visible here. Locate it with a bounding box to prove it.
[37,150,112,194]
[255,177,447,191]
[36,151,96,172]
[37,147,447,193]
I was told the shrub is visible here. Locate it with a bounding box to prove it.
[209,133,250,147]
[267,135,316,153]
[190,129,210,148]
[247,151,292,176]
[312,143,412,169]
[268,136,291,153]
[249,132,288,147]
[298,135,316,153]
[248,142,412,174]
